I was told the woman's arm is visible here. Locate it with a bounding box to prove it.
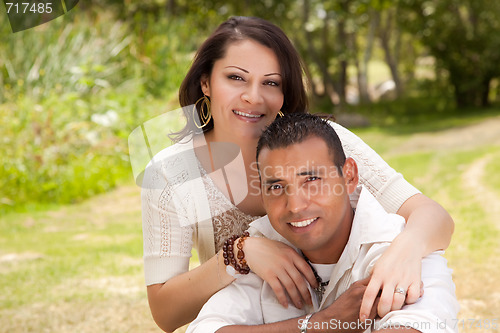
[329,122,454,320]
[147,251,234,332]
[141,151,236,332]
[397,193,454,256]
[188,276,375,333]
[148,236,318,332]
[359,194,454,320]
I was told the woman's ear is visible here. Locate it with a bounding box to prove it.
[200,75,210,97]
[342,157,359,194]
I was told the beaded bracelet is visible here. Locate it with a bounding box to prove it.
[222,231,250,274]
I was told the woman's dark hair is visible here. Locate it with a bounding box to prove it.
[173,16,309,141]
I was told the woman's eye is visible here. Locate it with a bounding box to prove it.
[228,75,244,81]
[264,80,280,87]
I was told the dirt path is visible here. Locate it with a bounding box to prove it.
[462,154,500,224]
[388,115,500,154]
[458,152,500,321]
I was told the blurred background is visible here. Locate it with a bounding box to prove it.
[1,1,499,332]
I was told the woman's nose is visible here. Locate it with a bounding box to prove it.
[241,82,263,105]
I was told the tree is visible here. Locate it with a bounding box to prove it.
[400,0,500,108]
[379,4,404,98]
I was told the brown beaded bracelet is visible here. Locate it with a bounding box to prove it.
[222,231,250,275]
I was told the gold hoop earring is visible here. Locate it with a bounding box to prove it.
[193,95,212,129]
[278,111,284,118]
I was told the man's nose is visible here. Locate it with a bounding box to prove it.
[286,187,309,214]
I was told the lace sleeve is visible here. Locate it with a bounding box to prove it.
[329,121,421,214]
[141,156,195,286]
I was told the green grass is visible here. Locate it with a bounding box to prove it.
[0,195,142,307]
[1,115,500,332]
[354,123,500,325]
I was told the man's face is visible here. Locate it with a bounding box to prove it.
[259,136,358,263]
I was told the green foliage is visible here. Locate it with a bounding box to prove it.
[2,2,500,215]
[345,96,500,132]
[126,12,207,98]
[0,11,129,103]
[0,95,129,213]
[0,10,200,214]
[399,0,500,108]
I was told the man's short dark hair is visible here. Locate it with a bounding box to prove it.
[256,113,346,170]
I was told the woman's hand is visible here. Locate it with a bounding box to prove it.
[242,237,318,309]
[360,194,452,320]
[359,234,424,321]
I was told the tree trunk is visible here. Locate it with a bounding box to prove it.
[357,9,379,103]
[379,8,403,98]
[336,0,349,108]
[481,77,491,107]
[166,0,175,15]
[352,36,365,104]
[302,0,338,102]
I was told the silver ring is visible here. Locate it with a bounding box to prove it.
[395,287,406,295]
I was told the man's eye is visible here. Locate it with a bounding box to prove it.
[306,176,319,182]
[266,184,285,195]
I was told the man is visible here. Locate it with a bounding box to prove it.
[187,113,459,333]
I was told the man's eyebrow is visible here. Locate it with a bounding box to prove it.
[297,170,320,176]
[262,178,282,186]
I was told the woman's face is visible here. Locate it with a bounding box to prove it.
[201,39,284,142]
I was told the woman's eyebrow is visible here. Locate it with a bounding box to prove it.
[225,65,248,73]
[225,66,281,77]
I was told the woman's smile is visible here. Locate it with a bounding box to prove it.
[201,39,284,142]
[232,109,265,122]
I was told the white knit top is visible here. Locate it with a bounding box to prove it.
[141,121,420,286]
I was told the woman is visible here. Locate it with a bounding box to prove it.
[141,16,454,332]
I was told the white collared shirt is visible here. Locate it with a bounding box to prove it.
[187,187,459,333]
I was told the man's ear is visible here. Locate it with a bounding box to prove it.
[342,157,359,194]
[200,75,210,97]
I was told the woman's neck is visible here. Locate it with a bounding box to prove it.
[203,130,259,164]
[197,130,265,216]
